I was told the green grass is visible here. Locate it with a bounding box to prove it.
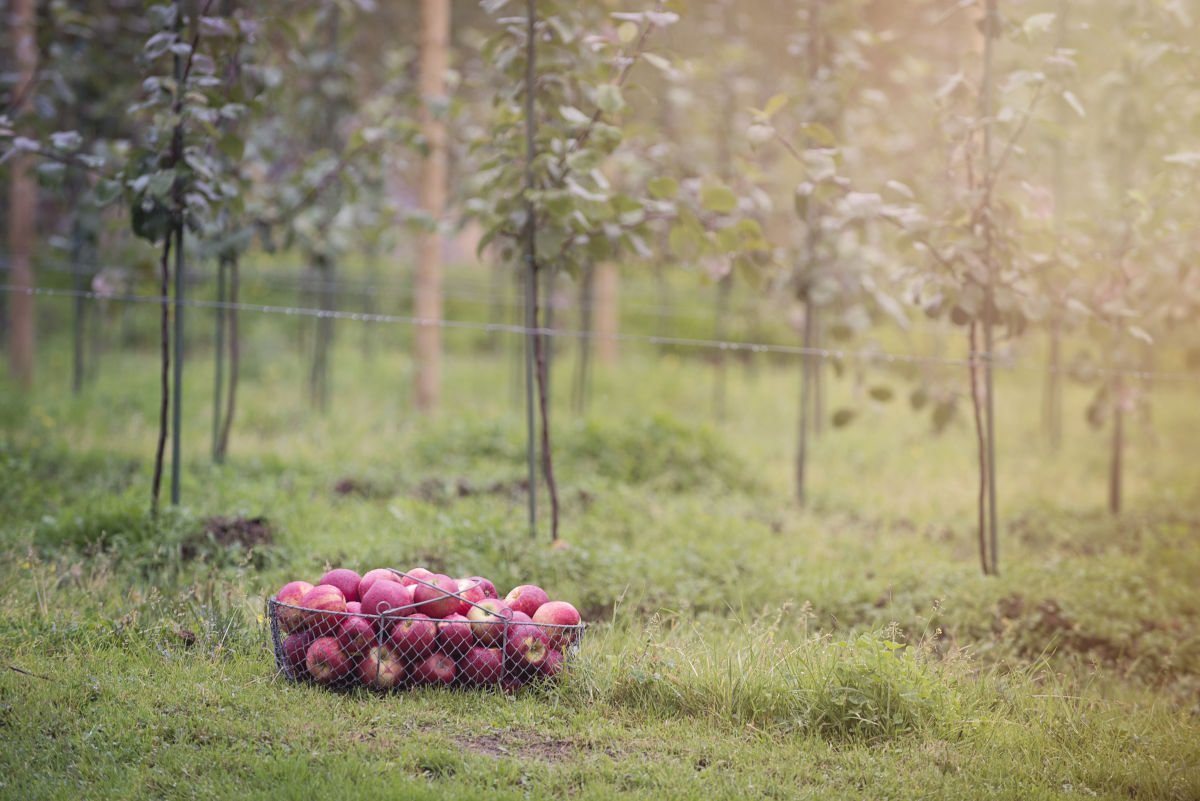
[1,295,1198,799]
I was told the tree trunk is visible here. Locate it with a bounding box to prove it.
[1109,370,1123,516]
[713,274,732,420]
[969,323,992,575]
[71,221,87,395]
[796,298,816,506]
[217,257,239,461]
[311,255,334,413]
[523,0,539,540]
[1043,324,1063,451]
[594,262,619,366]
[169,39,186,508]
[6,0,37,390]
[212,257,227,463]
[171,219,185,506]
[979,0,1000,574]
[415,0,450,413]
[151,231,174,516]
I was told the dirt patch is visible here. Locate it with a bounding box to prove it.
[182,516,273,560]
[332,477,395,498]
[452,732,607,763]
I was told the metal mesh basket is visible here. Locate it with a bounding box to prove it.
[267,572,585,692]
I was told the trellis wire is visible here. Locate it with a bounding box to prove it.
[2,282,1197,384]
[1,257,772,320]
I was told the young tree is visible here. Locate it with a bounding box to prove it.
[415,0,451,413]
[5,0,37,389]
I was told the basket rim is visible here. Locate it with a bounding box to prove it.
[267,597,587,632]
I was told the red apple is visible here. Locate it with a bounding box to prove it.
[510,610,532,624]
[437,614,474,656]
[412,652,456,685]
[463,576,498,600]
[399,567,436,587]
[305,636,351,684]
[532,601,581,649]
[452,578,488,616]
[358,644,405,690]
[299,584,347,633]
[412,574,460,619]
[503,623,551,672]
[500,674,526,693]
[337,614,375,656]
[282,628,316,675]
[467,599,513,646]
[539,647,565,679]
[346,601,362,615]
[319,568,362,603]
[389,614,437,660]
[360,581,415,622]
[461,647,504,685]
[358,568,403,599]
[504,584,550,617]
[275,580,314,633]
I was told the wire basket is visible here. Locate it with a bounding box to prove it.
[267,572,585,692]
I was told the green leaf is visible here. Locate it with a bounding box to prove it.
[869,385,894,403]
[763,93,788,119]
[932,400,956,434]
[559,105,591,126]
[797,122,837,148]
[617,21,639,44]
[647,176,678,199]
[832,409,856,428]
[89,179,123,207]
[700,185,738,214]
[1061,90,1085,119]
[909,388,929,411]
[1022,12,1057,37]
[217,133,245,162]
[596,84,626,116]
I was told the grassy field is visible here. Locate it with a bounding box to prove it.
[1,295,1198,800]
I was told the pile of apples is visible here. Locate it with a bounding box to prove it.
[270,566,583,692]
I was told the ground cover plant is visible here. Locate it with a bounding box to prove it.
[1,320,1198,800]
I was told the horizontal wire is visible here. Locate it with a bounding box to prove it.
[2,282,1197,383]
[1,257,771,319]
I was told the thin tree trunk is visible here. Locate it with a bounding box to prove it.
[812,314,824,436]
[361,254,376,361]
[171,219,185,506]
[1044,324,1062,451]
[311,256,334,413]
[969,322,991,575]
[7,0,37,390]
[152,230,174,516]
[169,39,186,508]
[534,295,560,542]
[713,274,731,419]
[71,221,87,395]
[1044,0,1068,454]
[1109,369,1123,516]
[979,0,1000,574]
[796,298,816,506]
[217,257,239,460]
[212,257,227,463]
[415,0,450,413]
[523,0,539,540]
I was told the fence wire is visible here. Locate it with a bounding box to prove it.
[3,282,1197,384]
